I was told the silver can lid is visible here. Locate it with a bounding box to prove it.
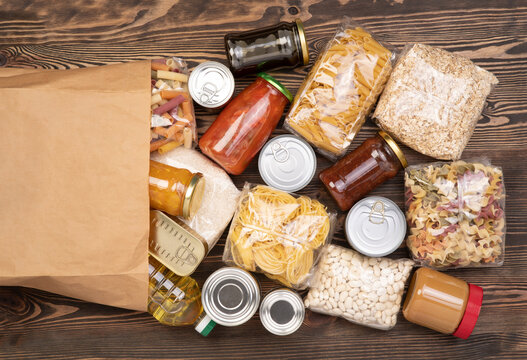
[189,61,235,108]
[260,288,304,336]
[201,267,260,327]
[258,135,317,192]
[345,196,406,257]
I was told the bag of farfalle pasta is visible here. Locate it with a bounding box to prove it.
[284,17,396,161]
[223,183,336,289]
[405,160,505,268]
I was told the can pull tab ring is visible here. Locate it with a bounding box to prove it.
[271,142,289,163]
[369,200,385,224]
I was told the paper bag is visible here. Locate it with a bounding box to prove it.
[0,61,151,311]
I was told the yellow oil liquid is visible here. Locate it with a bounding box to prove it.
[148,257,203,326]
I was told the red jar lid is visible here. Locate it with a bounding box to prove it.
[452,283,483,339]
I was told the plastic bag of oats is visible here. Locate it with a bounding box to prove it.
[373,43,498,160]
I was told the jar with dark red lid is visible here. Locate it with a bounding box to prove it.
[319,131,407,211]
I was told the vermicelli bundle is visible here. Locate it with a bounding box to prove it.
[224,184,334,289]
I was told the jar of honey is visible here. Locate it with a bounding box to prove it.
[149,160,205,219]
[402,267,483,339]
[319,131,407,211]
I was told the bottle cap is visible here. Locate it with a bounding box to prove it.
[258,135,316,193]
[182,173,205,219]
[201,267,260,327]
[194,313,216,337]
[257,72,293,102]
[345,196,406,257]
[378,131,407,168]
[294,19,309,65]
[452,283,483,339]
[260,288,305,336]
[189,61,235,109]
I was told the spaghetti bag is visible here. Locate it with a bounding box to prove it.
[405,159,505,268]
[305,245,413,330]
[284,17,395,161]
[223,183,336,290]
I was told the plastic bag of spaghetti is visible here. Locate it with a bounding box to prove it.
[150,57,197,153]
[223,183,336,289]
[405,159,505,268]
[284,17,395,161]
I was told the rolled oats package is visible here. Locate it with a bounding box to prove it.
[373,44,498,160]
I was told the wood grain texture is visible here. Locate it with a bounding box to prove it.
[0,0,526,359]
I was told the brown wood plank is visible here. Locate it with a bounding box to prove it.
[0,0,526,359]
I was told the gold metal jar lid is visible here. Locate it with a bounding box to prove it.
[295,19,309,66]
[182,173,206,219]
[378,130,408,168]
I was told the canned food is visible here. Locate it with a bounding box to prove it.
[188,61,235,109]
[258,135,316,192]
[345,196,406,257]
[148,210,207,277]
[201,267,260,326]
[260,288,305,336]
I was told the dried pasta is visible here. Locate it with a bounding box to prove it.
[150,57,197,153]
[223,184,335,289]
[284,19,394,160]
[405,160,505,268]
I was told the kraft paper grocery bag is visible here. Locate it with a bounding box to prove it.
[0,61,151,311]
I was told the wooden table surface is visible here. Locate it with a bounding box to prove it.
[0,0,526,359]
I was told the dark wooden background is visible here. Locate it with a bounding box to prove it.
[0,0,526,359]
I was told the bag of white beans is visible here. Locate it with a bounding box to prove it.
[304,245,414,330]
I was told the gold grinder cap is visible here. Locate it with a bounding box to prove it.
[378,130,408,168]
[295,19,309,66]
[182,173,206,219]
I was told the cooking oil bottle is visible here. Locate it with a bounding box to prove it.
[148,256,215,335]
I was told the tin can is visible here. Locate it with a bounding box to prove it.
[201,267,260,326]
[345,196,406,257]
[148,210,207,277]
[258,135,316,192]
[259,288,305,336]
[188,61,235,109]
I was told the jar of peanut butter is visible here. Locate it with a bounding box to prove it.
[402,267,483,339]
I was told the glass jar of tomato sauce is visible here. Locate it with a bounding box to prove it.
[319,131,407,211]
[149,160,206,219]
[199,73,292,175]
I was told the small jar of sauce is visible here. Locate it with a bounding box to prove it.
[149,160,206,219]
[403,268,483,339]
[319,131,407,211]
[224,19,309,76]
[199,73,292,175]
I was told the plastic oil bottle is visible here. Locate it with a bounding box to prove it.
[148,256,215,336]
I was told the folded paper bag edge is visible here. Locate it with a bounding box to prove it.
[0,60,151,311]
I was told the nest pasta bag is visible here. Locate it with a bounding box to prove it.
[0,62,152,311]
[223,183,336,290]
[284,17,395,160]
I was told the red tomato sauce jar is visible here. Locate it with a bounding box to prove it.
[199,73,292,175]
[319,131,407,211]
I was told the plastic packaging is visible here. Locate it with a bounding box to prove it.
[373,43,498,160]
[402,267,483,339]
[223,183,336,290]
[284,17,395,160]
[405,160,505,268]
[199,73,292,175]
[151,147,240,250]
[150,57,197,153]
[304,245,414,330]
